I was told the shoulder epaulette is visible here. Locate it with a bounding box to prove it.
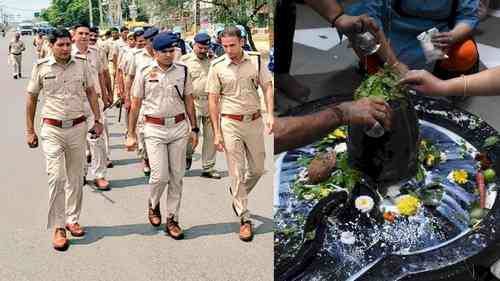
[246,51,261,57]
[212,56,226,67]
[74,54,87,60]
[36,58,50,65]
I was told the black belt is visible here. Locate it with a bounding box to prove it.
[11,53,22,56]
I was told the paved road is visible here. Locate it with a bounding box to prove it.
[0,32,273,281]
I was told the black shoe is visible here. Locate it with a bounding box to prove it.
[18,73,21,78]
[107,160,114,168]
[83,176,87,185]
[86,154,91,164]
[186,158,192,170]
[201,170,221,179]
[13,74,17,79]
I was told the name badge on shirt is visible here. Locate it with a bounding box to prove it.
[147,79,159,83]
[44,75,56,80]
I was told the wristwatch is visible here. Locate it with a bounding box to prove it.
[192,127,200,133]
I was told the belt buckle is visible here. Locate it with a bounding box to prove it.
[242,114,252,122]
[61,120,74,128]
[165,117,176,127]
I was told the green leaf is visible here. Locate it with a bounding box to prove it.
[483,136,499,148]
[304,230,316,241]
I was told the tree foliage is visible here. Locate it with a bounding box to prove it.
[41,0,100,27]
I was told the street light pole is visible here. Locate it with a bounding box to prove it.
[88,0,94,26]
[98,0,104,27]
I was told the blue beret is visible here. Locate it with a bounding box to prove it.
[144,27,159,40]
[194,33,210,45]
[152,32,178,51]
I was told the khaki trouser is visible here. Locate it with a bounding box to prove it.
[221,116,266,222]
[137,108,148,160]
[85,99,107,179]
[40,121,87,229]
[145,120,189,221]
[11,54,21,75]
[186,115,216,171]
[108,61,119,102]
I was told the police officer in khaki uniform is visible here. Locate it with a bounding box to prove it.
[182,33,220,178]
[25,28,103,251]
[207,26,274,242]
[72,23,111,190]
[126,32,198,240]
[9,33,26,79]
[124,27,159,176]
[89,26,114,168]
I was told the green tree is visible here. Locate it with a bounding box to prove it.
[200,0,269,50]
[41,0,101,28]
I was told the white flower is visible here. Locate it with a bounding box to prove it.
[355,196,374,213]
[340,231,356,245]
[386,185,401,198]
[334,143,347,154]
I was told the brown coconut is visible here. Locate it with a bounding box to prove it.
[308,151,337,184]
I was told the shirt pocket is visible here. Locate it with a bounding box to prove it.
[42,74,58,96]
[219,71,236,95]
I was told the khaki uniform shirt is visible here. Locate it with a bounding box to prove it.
[27,55,94,120]
[127,49,154,77]
[131,60,193,118]
[110,38,126,60]
[118,46,135,72]
[72,45,104,96]
[181,52,210,116]
[9,40,25,55]
[206,51,272,115]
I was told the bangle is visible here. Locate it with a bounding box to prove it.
[328,105,345,125]
[461,75,468,97]
[331,12,344,28]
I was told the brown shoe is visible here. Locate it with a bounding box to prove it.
[53,228,69,251]
[165,217,184,240]
[148,202,161,227]
[95,178,110,191]
[239,221,253,242]
[65,223,85,237]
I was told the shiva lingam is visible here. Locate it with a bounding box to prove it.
[347,66,419,189]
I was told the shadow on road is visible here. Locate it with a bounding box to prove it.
[183,214,273,239]
[185,168,229,178]
[112,158,142,166]
[70,223,161,245]
[110,144,125,150]
[109,177,147,188]
[109,132,125,138]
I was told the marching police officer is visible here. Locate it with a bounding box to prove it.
[72,23,111,190]
[126,32,198,240]
[182,32,221,178]
[9,32,26,79]
[125,27,159,176]
[207,26,274,241]
[26,28,103,251]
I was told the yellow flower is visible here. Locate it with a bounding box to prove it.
[333,128,347,139]
[420,140,428,149]
[452,169,468,185]
[396,195,420,216]
[426,154,435,167]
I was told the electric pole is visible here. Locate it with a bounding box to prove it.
[88,0,94,26]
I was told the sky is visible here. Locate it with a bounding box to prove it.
[0,0,50,21]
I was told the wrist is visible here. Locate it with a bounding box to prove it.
[331,12,345,28]
[329,104,347,126]
[191,127,200,134]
